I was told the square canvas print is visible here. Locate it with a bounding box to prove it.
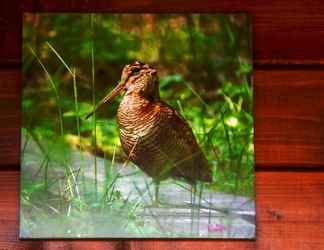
[21,13,255,238]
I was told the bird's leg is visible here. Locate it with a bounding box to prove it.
[153,180,160,206]
[190,184,194,234]
[190,182,198,235]
[196,182,203,235]
[190,183,197,234]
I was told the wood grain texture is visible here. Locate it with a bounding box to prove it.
[0,69,20,168]
[254,69,324,167]
[2,0,324,65]
[1,69,324,169]
[1,170,324,249]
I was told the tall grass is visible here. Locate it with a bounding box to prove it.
[26,17,135,225]
[90,14,98,198]
[46,42,85,192]
[46,42,81,148]
[28,46,64,136]
[28,48,81,204]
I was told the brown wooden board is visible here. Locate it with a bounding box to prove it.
[0,69,20,168]
[3,0,324,65]
[1,171,324,249]
[254,69,324,167]
[1,69,324,169]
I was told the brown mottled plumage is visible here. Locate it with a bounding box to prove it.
[87,61,212,184]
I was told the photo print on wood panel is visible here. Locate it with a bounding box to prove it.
[21,13,255,238]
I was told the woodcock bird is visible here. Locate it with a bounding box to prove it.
[86,61,212,202]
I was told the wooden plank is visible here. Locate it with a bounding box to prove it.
[1,69,324,169]
[0,69,20,168]
[1,170,324,249]
[2,0,324,65]
[0,69,324,169]
[254,69,324,167]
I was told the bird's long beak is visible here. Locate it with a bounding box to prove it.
[85,81,125,119]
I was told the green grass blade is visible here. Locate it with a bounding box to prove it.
[46,41,73,76]
[28,45,64,136]
[90,14,98,198]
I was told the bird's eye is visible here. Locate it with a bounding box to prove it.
[132,68,140,75]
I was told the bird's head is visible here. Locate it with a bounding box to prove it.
[121,61,159,99]
[85,61,159,119]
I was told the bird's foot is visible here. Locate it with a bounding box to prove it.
[152,199,160,207]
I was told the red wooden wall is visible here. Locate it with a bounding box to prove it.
[1,1,324,249]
